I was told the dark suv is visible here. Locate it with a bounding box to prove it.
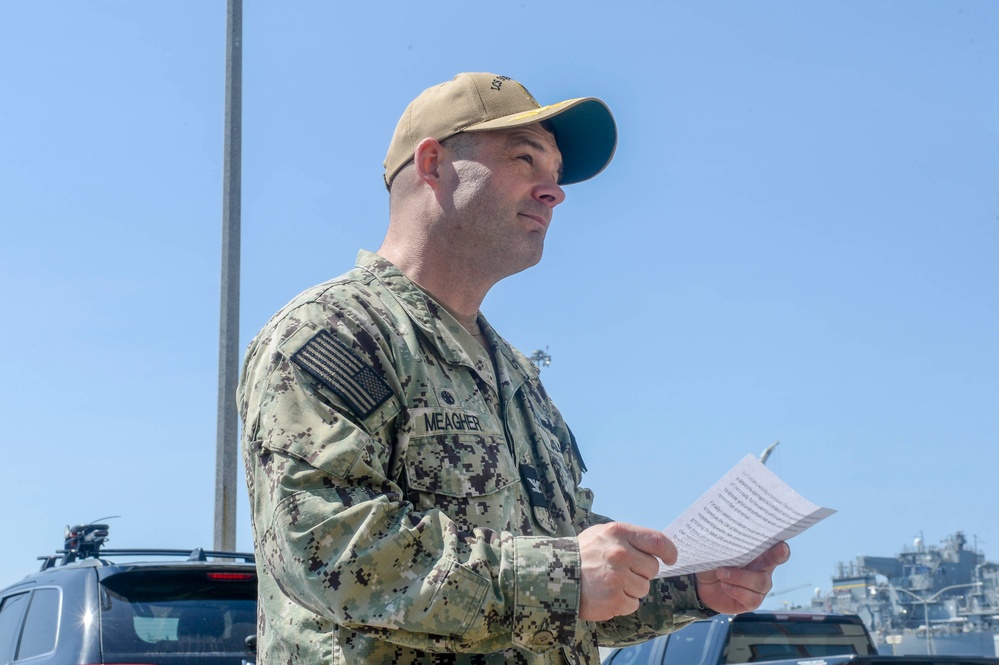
[0,523,257,665]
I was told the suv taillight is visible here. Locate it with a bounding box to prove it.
[206,571,256,581]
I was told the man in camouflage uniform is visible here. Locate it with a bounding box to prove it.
[239,72,789,664]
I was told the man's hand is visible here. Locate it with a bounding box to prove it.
[694,542,791,614]
[578,522,677,622]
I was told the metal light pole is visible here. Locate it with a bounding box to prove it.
[891,582,982,655]
[214,0,242,552]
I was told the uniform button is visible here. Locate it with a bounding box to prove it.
[533,630,555,647]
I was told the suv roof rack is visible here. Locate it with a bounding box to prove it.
[37,523,255,571]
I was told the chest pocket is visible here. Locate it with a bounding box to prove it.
[404,407,516,497]
[403,408,520,530]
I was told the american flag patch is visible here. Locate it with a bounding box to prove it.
[290,330,393,419]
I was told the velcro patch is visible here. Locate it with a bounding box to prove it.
[290,330,393,419]
[519,463,549,510]
[410,407,502,438]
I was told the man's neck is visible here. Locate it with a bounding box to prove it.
[375,245,490,331]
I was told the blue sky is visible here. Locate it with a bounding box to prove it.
[1,2,996,613]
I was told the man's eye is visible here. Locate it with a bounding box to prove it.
[518,154,533,165]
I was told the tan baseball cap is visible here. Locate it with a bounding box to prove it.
[383,72,616,189]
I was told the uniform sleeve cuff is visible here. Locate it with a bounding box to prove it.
[680,574,719,620]
[511,536,580,653]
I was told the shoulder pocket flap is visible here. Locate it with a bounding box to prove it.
[278,320,401,434]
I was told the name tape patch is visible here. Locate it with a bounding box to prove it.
[410,407,502,438]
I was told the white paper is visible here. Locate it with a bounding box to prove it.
[656,454,835,577]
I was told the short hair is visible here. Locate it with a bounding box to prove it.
[441,120,555,161]
[440,132,477,159]
[389,121,558,198]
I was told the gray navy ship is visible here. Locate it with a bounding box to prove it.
[809,532,999,657]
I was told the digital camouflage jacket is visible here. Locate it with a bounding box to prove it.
[238,251,712,664]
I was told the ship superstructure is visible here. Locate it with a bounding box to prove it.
[811,532,999,656]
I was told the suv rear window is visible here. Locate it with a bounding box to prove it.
[100,569,256,660]
[723,616,875,663]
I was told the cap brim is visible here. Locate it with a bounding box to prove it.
[464,97,617,185]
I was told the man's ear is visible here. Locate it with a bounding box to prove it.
[413,137,448,188]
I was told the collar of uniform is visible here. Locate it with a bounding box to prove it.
[477,316,541,387]
[354,250,489,368]
[354,250,439,334]
[354,250,541,387]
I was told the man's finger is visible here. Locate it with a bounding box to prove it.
[746,541,790,573]
[623,525,678,567]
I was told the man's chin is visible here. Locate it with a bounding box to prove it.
[512,248,544,276]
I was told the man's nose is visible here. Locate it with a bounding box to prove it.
[535,180,566,208]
